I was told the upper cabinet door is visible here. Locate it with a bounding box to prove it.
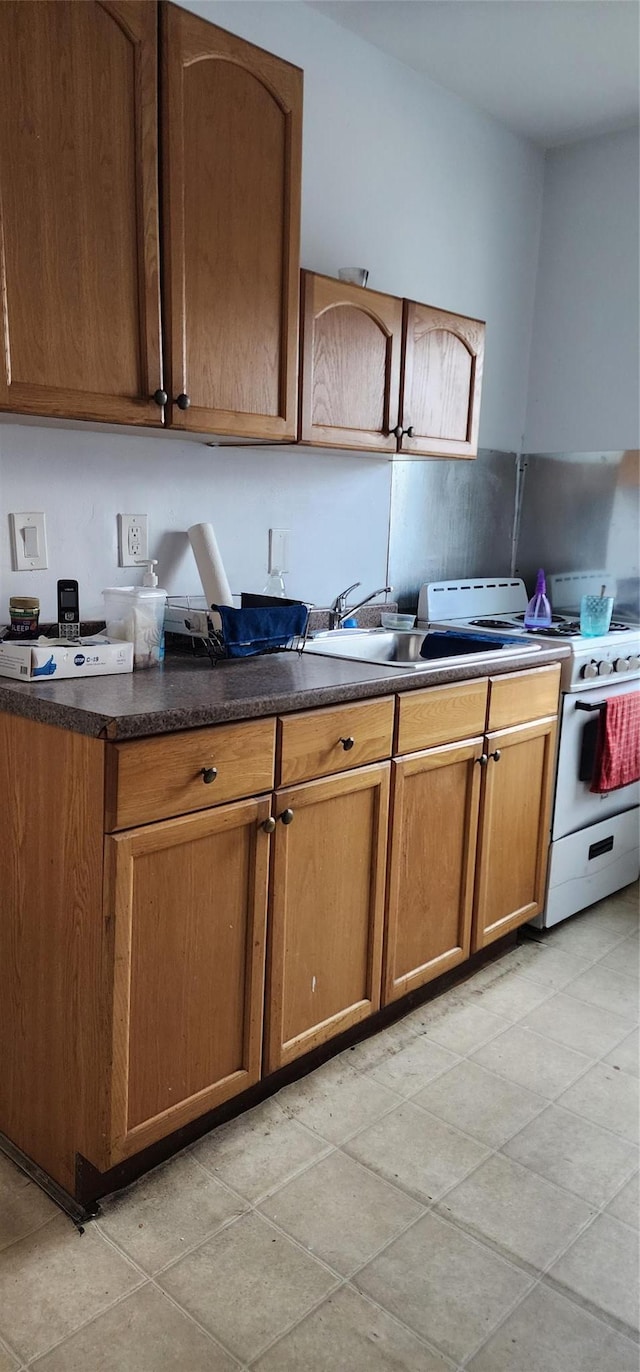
[299,272,403,453]
[161,4,302,440]
[0,2,163,426]
[399,302,485,459]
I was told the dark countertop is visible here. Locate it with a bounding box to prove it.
[0,642,570,740]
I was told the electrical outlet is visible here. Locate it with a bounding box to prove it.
[118,513,149,567]
[269,528,289,573]
[9,511,48,570]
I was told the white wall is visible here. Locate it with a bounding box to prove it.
[0,425,392,620]
[525,127,640,451]
[0,0,545,620]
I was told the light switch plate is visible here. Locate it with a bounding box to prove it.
[269,528,289,573]
[9,511,48,570]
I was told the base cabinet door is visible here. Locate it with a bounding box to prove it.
[103,796,271,1167]
[265,763,390,1071]
[383,739,484,1003]
[473,716,557,949]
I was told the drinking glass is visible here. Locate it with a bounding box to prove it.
[580,594,614,636]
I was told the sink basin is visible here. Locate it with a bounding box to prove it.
[304,627,542,672]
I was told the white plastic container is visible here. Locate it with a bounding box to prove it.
[103,585,166,669]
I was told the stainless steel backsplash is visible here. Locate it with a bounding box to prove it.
[389,448,640,618]
[388,449,517,611]
[516,451,640,618]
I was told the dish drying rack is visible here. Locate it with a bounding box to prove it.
[164,595,311,665]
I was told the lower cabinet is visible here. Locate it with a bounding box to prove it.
[265,763,390,1072]
[472,715,558,949]
[383,738,484,1002]
[103,795,272,1166]
[0,668,561,1198]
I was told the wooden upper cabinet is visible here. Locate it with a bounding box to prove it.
[299,272,403,453]
[399,302,485,459]
[0,1,163,425]
[161,4,302,439]
[298,274,484,459]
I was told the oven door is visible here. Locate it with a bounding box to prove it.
[553,678,640,840]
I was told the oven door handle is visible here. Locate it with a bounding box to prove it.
[575,700,607,712]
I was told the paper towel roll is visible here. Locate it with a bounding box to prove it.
[188,523,233,608]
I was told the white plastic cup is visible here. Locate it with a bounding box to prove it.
[103,587,166,669]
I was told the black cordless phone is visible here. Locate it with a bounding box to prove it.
[57,579,80,640]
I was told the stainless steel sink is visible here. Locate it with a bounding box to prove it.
[304,627,543,671]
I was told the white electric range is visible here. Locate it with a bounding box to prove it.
[418,574,640,927]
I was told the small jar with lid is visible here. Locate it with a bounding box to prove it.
[9,596,40,638]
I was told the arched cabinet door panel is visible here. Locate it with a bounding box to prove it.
[399,301,485,459]
[0,0,163,425]
[299,272,403,453]
[161,3,302,440]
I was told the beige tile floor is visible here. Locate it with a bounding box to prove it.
[0,883,638,1372]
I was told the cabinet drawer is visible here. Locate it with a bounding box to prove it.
[488,665,561,731]
[277,697,394,786]
[105,718,276,830]
[395,679,488,754]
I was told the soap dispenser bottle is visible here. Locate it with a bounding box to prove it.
[524,568,552,630]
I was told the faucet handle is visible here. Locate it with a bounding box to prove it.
[332,581,361,612]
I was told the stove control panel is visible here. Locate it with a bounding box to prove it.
[575,642,640,688]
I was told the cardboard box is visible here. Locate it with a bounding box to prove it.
[0,637,134,681]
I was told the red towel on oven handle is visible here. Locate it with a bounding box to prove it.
[590,691,640,793]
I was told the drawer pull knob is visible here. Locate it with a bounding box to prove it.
[262,816,276,834]
[490,750,502,763]
[201,766,218,784]
[477,753,489,766]
[280,808,294,825]
[340,736,355,751]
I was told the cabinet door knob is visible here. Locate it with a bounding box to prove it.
[152,388,168,406]
[391,424,403,440]
[405,425,414,438]
[201,766,218,784]
[339,736,355,751]
[490,749,502,762]
[262,816,276,834]
[176,392,191,410]
[477,753,489,766]
[279,808,294,825]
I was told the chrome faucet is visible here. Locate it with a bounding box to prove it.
[329,582,393,630]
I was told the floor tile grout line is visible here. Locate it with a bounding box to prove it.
[188,1134,338,1208]
[18,1271,149,1369]
[348,1254,539,1371]
[89,1224,247,1370]
[451,1193,624,1367]
[441,1142,640,1367]
[540,1267,640,1345]
[0,1210,60,1265]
